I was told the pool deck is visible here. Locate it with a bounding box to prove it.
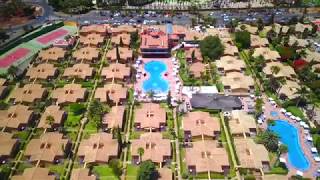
[134,57,182,102]
[259,96,319,178]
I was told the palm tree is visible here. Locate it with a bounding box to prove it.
[137,147,144,163]
[7,65,18,80]
[307,92,318,121]
[276,77,286,95]
[294,86,309,107]
[45,115,55,127]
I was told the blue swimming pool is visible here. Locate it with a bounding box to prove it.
[270,111,278,117]
[142,61,169,93]
[268,120,310,171]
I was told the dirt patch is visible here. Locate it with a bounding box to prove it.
[0,16,33,29]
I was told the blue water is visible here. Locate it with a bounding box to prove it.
[268,120,310,171]
[142,61,169,93]
[270,111,278,117]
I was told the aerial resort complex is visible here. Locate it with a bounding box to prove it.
[1,0,320,180]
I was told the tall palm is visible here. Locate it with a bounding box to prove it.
[276,77,286,95]
[307,92,318,121]
[137,147,144,163]
[294,86,309,107]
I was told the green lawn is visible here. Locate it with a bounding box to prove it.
[286,106,305,119]
[126,164,139,180]
[48,162,68,177]
[92,165,118,180]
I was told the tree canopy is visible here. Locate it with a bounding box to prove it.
[136,160,157,180]
[199,35,224,60]
[235,31,251,49]
[256,130,279,152]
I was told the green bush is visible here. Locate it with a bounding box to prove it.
[68,103,86,115]
[244,175,256,180]
[235,31,251,49]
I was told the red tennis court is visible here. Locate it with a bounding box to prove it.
[0,48,30,68]
[36,29,68,44]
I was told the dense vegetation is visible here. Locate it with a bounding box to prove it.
[199,35,224,60]
[136,160,158,180]
[235,30,251,49]
[48,0,93,14]
[0,0,35,19]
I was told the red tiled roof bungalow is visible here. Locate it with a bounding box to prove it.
[102,105,126,130]
[71,168,96,180]
[0,132,19,163]
[183,111,220,142]
[37,105,67,130]
[51,84,87,105]
[189,62,206,78]
[111,33,131,47]
[101,63,131,83]
[78,133,119,164]
[25,63,58,81]
[24,132,71,165]
[94,84,128,105]
[185,48,203,63]
[79,24,110,36]
[9,84,47,104]
[106,47,133,64]
[79,33,105,47]
[12,168,56,180]
[0,105,34,131]
[134,103,166,131]
[63,63,94,80]
[131,132,171,166]
[185,140,230,175]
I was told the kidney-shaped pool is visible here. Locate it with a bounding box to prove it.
[268,120,310,171]
[142,61,169,93]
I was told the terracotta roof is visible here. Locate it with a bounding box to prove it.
[80,24,109,35]
[185,140,229,173]
[288,36,308,47]
[140,32,169,49]
[51,84,87,104]
[189,62,206,78]
[185,48,203,62]
[158,168,172,180]
[63,63,94,80]
[236,24,258,34]
[111,25,137,34]
[135,103,166,129]
[223,43,238,56]
[103,106,125,129]
[131,132,171,163]
[0,78,6,86]
[0,132,18,157]
[234,138,269,169]
[172,25,187,35]
[73,47,100,62]
[38,47,66,62]
[38,105,65,129]
[304,49,320,63]
[263,61,296,79]
[106,47,133,62]
[79,33,105,46]
[10,84,46,103]
[229,110,257,135]
[251,35,269,47]
[221,72,254,93]
[184,31,205,41]
[183,111,220,137]
[111,33,130,46]
[26,63,57,80]
[78,133,118,163]
[12,167,55,180]
[273,24,289,34]
[252,47,280,61]
[216,56,246,73]
[24,132,69,163]
[0,105,33,129]
[101,63,130,81]
[279,80,300,99]
[70,168,96,180]
[295,23,312,33]
[94,83,127,103]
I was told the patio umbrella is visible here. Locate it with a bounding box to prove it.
[307,136,313,141]
[279,157,286,163]
[303,124,310,129]
[285,112,292,116]
[290,115,296,120]
[296,171,303,176]
[262,106,265,110]
[311,147,318,153]
[296,117,302,121]
[314,157,320,162]
[268,97,274,101]
[280,108,286,113]
[270,100,276,105]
